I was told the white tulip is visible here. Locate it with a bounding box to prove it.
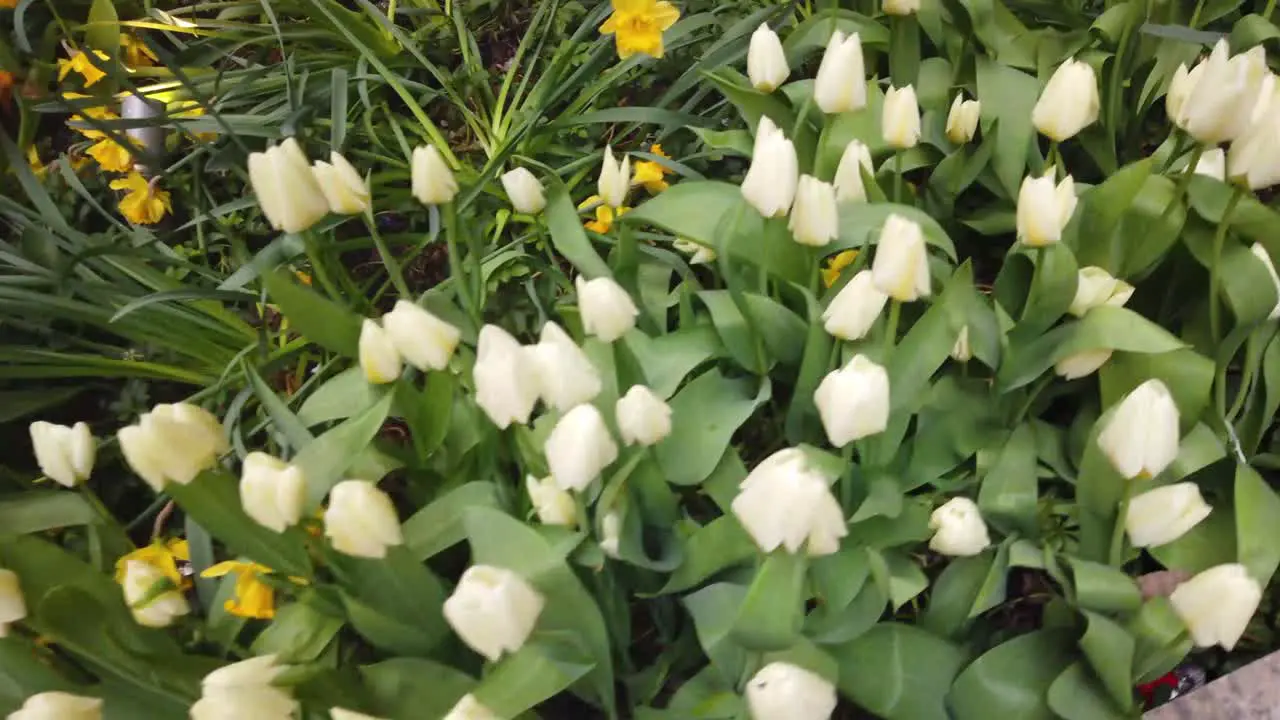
[814,355,889,447]
[1031,59,1100,142]
[1068,266,1134,317]
[545,404,618,492]
[121,559,189,628]
[531,322,602,411]
[882,85,921,149]
[1125,482,1212,548]
[883,0,920,13]
[192,655,298,720]
[1016,173,1076,247]
[358,318,402,385]
[951,325,972,362]
[741,116,799,218]
[323,480,403,559]
[745,662,838,720]
[331,709,385,720]
[526,475,576,526]
[616,384,672,446]
[1166,63,1201,131]
[443,565,544,662]
[576,276,639,342]
[7,692,102,720]
[473,324,540,429]
[501,167,546,215]
[239,452,305,533]
[871,213,930,301]
[822,269,887,341]
[1194,147,1226,181]
[29,421,95,488]
[1178,41,1269,145]
[813,31,866,114]
[1097,379,1180,480]
[832,139,874,203]
[599,510,622,558]
[730,448,847,556]
[442,694,501,720]
[411,145,458,205]
[118,403,227,491]
[382,300,461,372]
[598,146,631,208]
[247,138,330,234]
[1169,563,1262,651]
[0,569,26,637]
[673,238,717,264]
[788,175,838,247]
[748,24,790,92]
[928,497,991,556]
[312,151,370,215]
[1054,349,1113,380]
[1228,76,1280,190]
[1250,243,1280,320]
[946,95,981,144]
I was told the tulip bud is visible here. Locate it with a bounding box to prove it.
[411,145,458,205]
[599,510,622,558]
[1054,349,1112,380]
[1031,58,1100,142]
[788,175,838,247]
[616,384,672,446]
[239,452,305,533]
[882,85,921,149]
[312,151,371,215]
[747,24,790,92]
[576,276,639,342]
[1195,147,1226,181]
[929,497,991,556]
[1068,266,1134,317]
[192,655,298,720]
[118,403,227,491]
[323,480,403,559]
[821,270,887,341]
[358,318,402,385]
[331,709,385,720]
[1097,379,1180,480]
[382,300,461,372]
[814,355,889,447]
[946,95,981,144]
[1250,243,1280,320]
[1169,563,1262,650]
[1125,482,1212,548]
[814,31,866,114]
[501,167,546,215]
[1166,63,1200,130]
[247,138,331,234]
[598,146,631,209]
[674,238,717,264]
[121,559,189,627]
[532,322,603,411]
[545,404,618,492]
[1227,77,1280,190]
[871,213,930,301]
[0,569,26,637]
[745,662,838,720]
[741,116,799,217]
[1178,41,1269,145]
[730,448,847,556]
[474,325,540,429]
[1016,173,1076,247]
[29,421,95,488]
[443,565,545,662]
[833,140,874,203]
[442,695,501,720]
[526,475,576,526]
[951,325,972,362]
[7,692,103,720]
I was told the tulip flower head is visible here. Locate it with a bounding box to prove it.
[814,354,890,447]
[741,116,799,217]
[411,145,458,205]
[833,139,875,203]
[1195,147,1227,181]
[118,403,227,491]
[191,655,298,720]
[1177,41,1269,145]
[381,300,461,372]
[8,692,103,720]
[598,146,631,209]
[1125,482,1212,548]
[1228,75,1280,190]
[1032,58,1100,142]
[358,318,402,385]
[1097,379,1180,480]
[951,325,973,362]
[441,695,501,720]
[312,151,371,215]
[531,322,603,411]
[928,497,991,556]
[545,404,618,492]
[501,167,547,214]
[576,275,639,342]
[443,565,545,662]
[29,420,95,488]
[0,569,26,637]
[789,175,839,247]
[239,452,305,533]
[730,448,847,556]
[1016,173,1076,247]
[526,475,577,526]
[946,95,981,144]
[599,510,622,558]
[1169,563,1262,650]
[1068,266,1134,317]
[615,384,673,446]
[883,0,920,15]
[323,480,404,559]
[871,213,931,301]
[121,559,190,627]
[745,662,838,720]
[747,23,790,92]
[882,85,921,149]
[248,138,331,234]
[822,270,887,341]
[473,325,540,429]
[814,31,866,114]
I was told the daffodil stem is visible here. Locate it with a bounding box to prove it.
[364,213,411,300]
[884,300,902,354]
[1108,484,1131,567]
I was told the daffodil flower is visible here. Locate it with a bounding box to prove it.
[201,561,277,619]
[27,146,48,180]
[579,195,629,233]
[600,0,680,59]
[57,50,111,88]
[111,172,171,225]
[120,34,158,67]
[87,137,136,172]
[114,538,190,588]
[823,250,859,288]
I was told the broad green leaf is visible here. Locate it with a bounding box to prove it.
[948,629,1077,720]
[978,423,1038,538]
[689,127,752,157]
[833,202,958,260]
[0,387,83,423]
[472,639,594,717]
[1129,596,1193,683]
[250,593,343,663]
[246,364,313,451]
[262,269,361,357]
[879,549,929,611]
[782,10,888,67]
[730,551,806,651]
[331,547,449,656]
[1077,610,1136,713]
[362,658,475,719]
[659,515,756,594]
[0,491,97,534]
[297,367,379,426]
[702,68,795,139]
[1234,463,1280,585]
[833,623,965,720]
[297,390,395,508]
[86,0,120,60]
[805,569,887,645]
[1047,662,1130,720]
[621,327,721,399]
[1067,159,1152,271]
[1069,558,1141,614]
[683,583,749,685]
[402,482,499,561]
[921,553,992,638]
[975,57,1039,198]
[698,291,806,369]
[1099,350,1214,434]
[545,181,611,279]
[656,369,768,486]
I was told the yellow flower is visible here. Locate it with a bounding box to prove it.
[580,195,629,233]
[201,561,277,619]
[120,34,158,68]
[65,95,118,140]
[600,0,680,59]
[114,538,190,588]
[0,0,15,8]
[111,172,171,225]
[823,249,859,288]
[57,50,111,88]
[87,137,136,172]
[632,144,672,194]
[27,146,48,180]
[168,100,217,142]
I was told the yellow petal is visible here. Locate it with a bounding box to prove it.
[652,2,681,30]
[200,560,244,578]
[600,15,619,35]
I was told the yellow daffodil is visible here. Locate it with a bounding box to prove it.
[114,538,190,587]
[120,34,158,67]
[201,561,276,619]
[632,144,673,194]
[600,0,680,59]
[580,195,629,233]
[168,100,217,142]
[27,147,48,180]
[823,249,859,288]
[111,172,171,225]
[87,137,136,172]
[65,95,118,140]
[57,50,111,88]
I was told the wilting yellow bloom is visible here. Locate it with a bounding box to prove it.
[87,137,136,172]
[120,34,158,67]
[114,538,190,587]
[111,172,171,225]
[823,250,858,288]
[27,147,48,180]
[600,0,680,59]
[57,50,111,88]
[580,195,629,233]
[201,561,276,619]
[632,144,672,194]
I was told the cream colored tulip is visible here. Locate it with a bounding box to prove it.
[118,403,227,491]
[1016,173,1076,247]
[1194,147,1226,181]
[0,569,26,637]
[443,565,544,662]
[121,559,189,628]
[1250,243,1280,320]
[883,0,920,14]
[747,23,789,92]
[616,384,672,447]
[745,662,838,720]
[576,276,639,342]
[29,421,95,488]
[788,175,838,247]
[7,692,102,720]
[501,167,546,215]
[730,448,847,556]
[951,325,972,362]
[323,480,403,559]
[814,355,889,447]
[1125,482,1212,548]
[247,138,330,234]
[532,322,602,411]
[1228,75,1280,190]
[822,269,887,341]
[1178,41,1269,145]
[599,510,622,558]
[473,325,540,429]
[192,655,298,720]
[832,139,874,203]
[411,145,458,205]
[545,404,618,492]
[1032,59,1100,142]
[382,300,460,372]
[1097,379,1180,480]
[312,151,370,215]
[598,146,630,208]
[1169,563,1262,651]
[358,318,402,385]
[442,694,501,720]
[1166,63,1201,131]
[526,475,576,526]
[1069,266,1133,317]
[1054,349,1112,380]
[741,116,799,217]
[946,95,981,144]
[882,85,921,149]
[331,709,386,720]
[871,213,930,301]
[674,238,717,264]
[813,31,866,114]
[929,497,991,556]
[239,452,305,533]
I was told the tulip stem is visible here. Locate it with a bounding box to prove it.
[364,213,412,300]
[1209,188,1244,419]
[893,151,904,203]
[1108,486,1131,567]
[1189,0,1206,27]
[442,202,478,324]
[1266,0,1277,19]
[883,300,902,354]
[1174,144,1205,198]
[301,232,344,301]
[1045,142,1060,176]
